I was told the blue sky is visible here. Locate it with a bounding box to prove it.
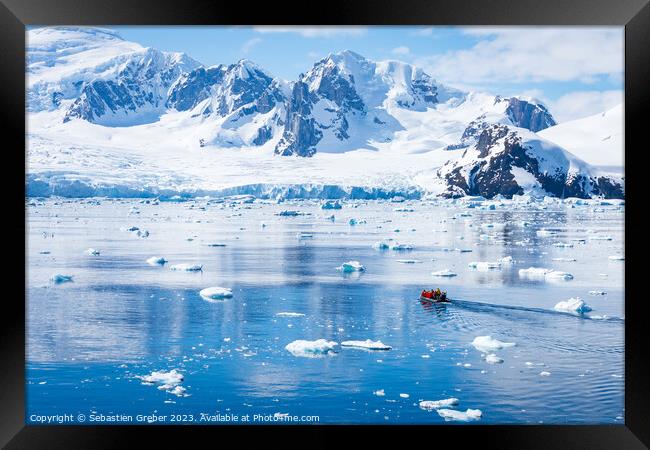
[107,26,625,121]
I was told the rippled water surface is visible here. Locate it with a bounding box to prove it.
[26,198,624,424]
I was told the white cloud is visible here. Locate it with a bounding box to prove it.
[253,26,367,38]
[415,27,623,85]
[547,90,623,122]
[241,37,262,54]
[413,27,434,36]
[391,46,411,56]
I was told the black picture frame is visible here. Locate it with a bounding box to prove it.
[3,0,648,448]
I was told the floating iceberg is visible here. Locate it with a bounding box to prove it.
[471,336,516,352]
[338,261,365,273]
[545,271,574,281]
[146,256,167,266]
[372,241,390,250]
[589,235,613,241]
[485,353,504,364]
[437,408,482,422]
[199,287,233,300]
[277,210,302,217]
[275,312,306,317]
[518,267,573,281]
[419,398,460,411]
[139,369,183,385]
[51,274,73,284]
[321,200,342,210]
[170,263,203,271]
[138,369,188,397]
[431,269,457,277]
[554,297,592,314]
[340,339,392,350]
[85,248,100,256]
[468,261,501,271]
[390,243,414,251]
[285,339,338,358]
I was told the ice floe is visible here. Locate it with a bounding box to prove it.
[372,241,390,250]
[554,297,592,314]
[85,248,100,255]
[419,398,459,411]
[518,267,573,281]
[321,200,342,210]
[199,287,233,300]
[340,339,392,350]
[396,259,422,264]
[485,353,504,364]
[146,256,167,266]
[431,269,457,277]
[275,312,306,317]
[540,371,552,377]
[390,243,414,251]
[285,339,338,358]
[51,274,73,284]
[468,261,501,271]
[170,263,203,271]
[498,256,514,264]
[588,290,607,296]
[138,369,188,397]
[471,336,516,352]
[437,408,482,422]
[608,255,624,261]
[337,261,365,273]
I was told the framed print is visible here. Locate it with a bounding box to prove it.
[2,0,649,448]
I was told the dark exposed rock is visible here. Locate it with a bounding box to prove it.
[499,96,556,132]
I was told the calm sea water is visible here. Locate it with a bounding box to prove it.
[26,197,624,424]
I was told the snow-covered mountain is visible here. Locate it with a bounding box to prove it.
[431,121,624,199]
[538,105,624,168]
[25,27,624,200]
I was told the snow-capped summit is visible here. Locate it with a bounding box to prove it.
[433,120,623,199]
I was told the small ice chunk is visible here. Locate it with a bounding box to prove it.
[608,255,624,261]
[321,200,342,210]
[146,256,167,266]
[372,241,390,250]
[338,261,365,273]
[390,243,414,251]
[374,389,385,397]
[485,354,504,364]
[540,371,552,377]
[545,271,574,281]
[199,287,233,300]
[554,297,592,314]
[468,261,501,271]
[471,336,516,352]
[536,229,557,237]
[205,243,227,247]
[498,256,514,264]
[431,269,457,277]
[588,290,607,296]
[296,232,313,239]
[396,259,422,264]
[399,393,410,398]
[139,369,183,385]
[276,312,306,317]
[437,408,482,422]
[341,339,392,350]
[552,242,573,248]
[277,210,301,217]
[51,274,73,284]
[552,258,576,262]
[85,248,100,256]
[419,398,459,411]
[285,339,338,358]
[170,263,203,271]
[589,235,613,241]
[519,267,552,277]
